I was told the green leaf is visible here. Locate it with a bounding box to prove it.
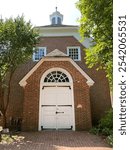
[77,0,113,87]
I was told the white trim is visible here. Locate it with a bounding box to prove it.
[39,67,75,131]
[35,26,79,30]
[19,56,94,87]
[36,26,92,48]
[33,47,47,62]
[40,82,72,87]
[67,46,81,61]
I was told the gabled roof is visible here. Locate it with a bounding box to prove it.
[46,49,67,57]
[19,49,94,87]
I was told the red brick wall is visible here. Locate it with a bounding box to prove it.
[5,36,111,129]
[37,36,84,54]
[5,61,37,125]
[36,36,111,124]
[22,61,92,131]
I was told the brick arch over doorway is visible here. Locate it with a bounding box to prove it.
[22,60,92,131]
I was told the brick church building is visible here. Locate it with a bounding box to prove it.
[2,8,111,131]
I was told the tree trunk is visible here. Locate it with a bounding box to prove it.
[4,71,14,128]
[4,72,13,112]
[0,82,5,128]
[0,131,1,142]
[0,82,4,111]
[0,71,14,128]
[2,113,6,128]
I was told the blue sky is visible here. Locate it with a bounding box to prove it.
[0,0,81,26]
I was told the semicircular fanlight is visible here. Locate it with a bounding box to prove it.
[44,71,69,83]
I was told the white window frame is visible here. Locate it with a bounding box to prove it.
[33,47,46,61]
[67,46,81,61]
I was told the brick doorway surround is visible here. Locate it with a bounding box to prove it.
[19,57,94,131]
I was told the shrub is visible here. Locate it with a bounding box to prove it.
[90,127,100,135]
[99,108,113,136]
[107,134,113,146]
[90,108,113,146]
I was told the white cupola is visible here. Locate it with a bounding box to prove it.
[50,7,63,25]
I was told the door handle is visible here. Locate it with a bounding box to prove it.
[56,111,64,114]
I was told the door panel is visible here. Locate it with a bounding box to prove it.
[41,87,73,130]
[56,106,72,129]
[42,116,56,129]
[56,87,72,105]
[41,106,56,129]
[42,88,56,105]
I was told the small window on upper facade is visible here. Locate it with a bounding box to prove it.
[33,47,46,61]
[67,47,81,61]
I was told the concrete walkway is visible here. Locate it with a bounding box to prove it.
[0,131,112,150]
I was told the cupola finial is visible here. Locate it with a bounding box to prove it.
[50,7,63,25]
[56,6,57,12]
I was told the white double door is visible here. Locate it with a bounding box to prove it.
[41,86,73,130]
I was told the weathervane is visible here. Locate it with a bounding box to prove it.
[56,6,57,12]
[55,0,58,11]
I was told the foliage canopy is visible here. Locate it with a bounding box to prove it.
[0,16,39,124]
[77,0,113,87]
[0,16,38,82]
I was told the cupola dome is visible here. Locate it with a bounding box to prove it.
[50,7,63,25]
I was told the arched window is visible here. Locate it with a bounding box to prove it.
[57,17,61,24]
[52,18,56,24]
[44,71,69,83]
